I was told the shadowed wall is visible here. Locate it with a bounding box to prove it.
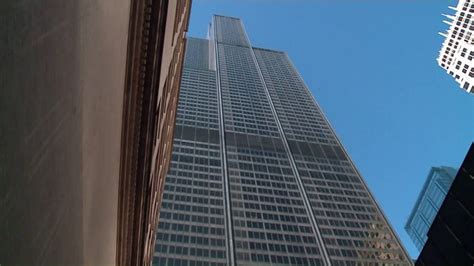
[0,0,131,264]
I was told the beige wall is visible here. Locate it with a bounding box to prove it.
[79,1,130,265]
[0,0,130,265]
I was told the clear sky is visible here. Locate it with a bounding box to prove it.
[188,0,474,258]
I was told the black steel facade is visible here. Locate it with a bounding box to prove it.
[416,143,474,266]
[153,16,411,266]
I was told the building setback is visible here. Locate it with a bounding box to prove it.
[405,167,457,252]
[154,15,411,265]
[416,144,474,266]
[437,0,474,93]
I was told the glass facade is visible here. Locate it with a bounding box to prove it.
[405,167,457,251]
[154,16,412,265]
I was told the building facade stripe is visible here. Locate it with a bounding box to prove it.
[212,16,236,266]
[238,20,333,266]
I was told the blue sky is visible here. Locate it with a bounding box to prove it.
[188,0,474,258]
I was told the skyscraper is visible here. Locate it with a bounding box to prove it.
[416,144,474,266]
[153,15,411,265]
[405,167,457,251]
[437,0,474,93]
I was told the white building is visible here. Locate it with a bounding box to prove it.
[438,0,474,93]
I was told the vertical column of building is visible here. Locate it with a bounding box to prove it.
[209,16,236,266]
[153,38,228,266]
[239,24,333,266]
[253,48,412,264]
[212,15,328,265]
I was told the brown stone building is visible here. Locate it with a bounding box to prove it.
[117,0,191,265]
[0,0,190,265]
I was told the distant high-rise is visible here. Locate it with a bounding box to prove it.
[416,144,474,266]
[437,0,474,93]
[405,167,457,251]
[154,15,411,265]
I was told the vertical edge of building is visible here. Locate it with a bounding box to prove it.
[116,1,192,265]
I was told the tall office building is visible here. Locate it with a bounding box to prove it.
[405,167,457,251]
[416,144,474,266]
[154,15,411,265]
[437,0,474,93]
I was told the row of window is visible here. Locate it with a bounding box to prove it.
[157,233,226,247]
[153,257,226,266]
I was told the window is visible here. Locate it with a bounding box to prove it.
[469,68,474,78]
